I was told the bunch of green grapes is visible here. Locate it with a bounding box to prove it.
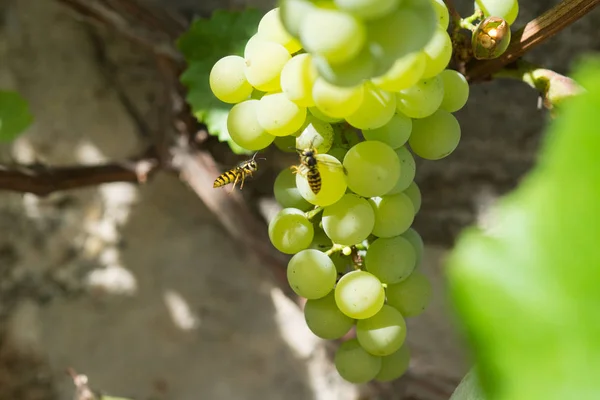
[207,0,490,385]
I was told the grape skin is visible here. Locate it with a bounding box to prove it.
[287,249,337,299]
[396,75,444,119]
[295,115,334,154]
[334,339,382,384]
[439,69,470,112]
[362,113,412,150]
[274,168,312,211]
[322,193,375,246]
[268,208,314,254]
[387,146,417,194]
[257,8,302,53]
[475,0,519,25]
[421,26,453,79]
[335,270,385,319]
[356,305,407,356]
[403,181,422,214]
[280,53,317,107]
[375,344,411,382]
[346,83,397,130]
[304,292,355,339]
[244,41,290,92]
[256,92,307,136]
[369,193,415,238]
[365,236,417,284]
[409,109,461,160]
[227,100,275,150]
[209,55,253,104]
[312,78,364,118]
[387,271,433,317]
[343,141,401,198]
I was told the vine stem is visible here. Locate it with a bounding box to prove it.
[305,206,324,220]
[325,244,344,256]
[465,0,600,81]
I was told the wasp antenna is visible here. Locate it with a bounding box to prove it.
[257,157,267,161]
[250,151,260,161]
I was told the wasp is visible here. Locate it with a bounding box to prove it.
[213,152,265,192]
[291,146,322,194]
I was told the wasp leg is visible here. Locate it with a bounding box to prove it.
[240,173,248,190]
[290,165,300,174]
[229,173,242,194]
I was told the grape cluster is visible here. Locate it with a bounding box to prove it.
[208,0,478,385]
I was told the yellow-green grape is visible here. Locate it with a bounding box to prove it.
[475,0,518,25]
[401,227,424,266]
[369,193,415,237]
[299,7,366,64]
[334,0,399,21]
[409,109,461,160]
[372,51,426,92]
[295,115,334,154]
[279,0,316,38]
[256,93,307,136]
[287,249,337,299]
[209,55,253,104]
[244,41,291,92]
[421,26,453,79]
[258,8,302,53]
[327,146,349,163]
[244,34,267,59]
[304,292,355,339]
[322,193,375,246]
[439,69,470,112]
[312,78,364,118]
[403,181,422,214]
[362,112,412,150]
[472,16,512,60]
[386,146,416,194]
[312,48,375,88]
[356,305,407,356]
[346,83,396,130]
[274,135,297,153]
[334,339,382,383]
[310,228,332,252]
[308,106,343,123]
[386,271,433,317]
[365,236,416,284]
[335,270,385,319]
[274,168,312,210]
[375,344,410,382]
[296,154,347,207]
[396,75,444,119]
[431,0,449,29]
[343,141,401,198]
[227,100,275,150]
[268,208,314,254]
[281,54,318,107]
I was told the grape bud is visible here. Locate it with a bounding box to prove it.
[472,16,511,60]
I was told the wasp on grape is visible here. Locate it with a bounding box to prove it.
[291,138,343,195]
[213,152,265,192]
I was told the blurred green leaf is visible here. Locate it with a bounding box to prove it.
[0,90,33,141]
[177,9,263,155]
[450,368,487,400]
[447,57,600,400]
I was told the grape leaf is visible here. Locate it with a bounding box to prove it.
[450,368,487,400]
[0,90,33,142]
[447,57,600,400]
[177,9,263,155]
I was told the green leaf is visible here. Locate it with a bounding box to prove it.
[446,57,600,400]
[177,9,263,155]
[450,368,487,400]
[0,90,33,141]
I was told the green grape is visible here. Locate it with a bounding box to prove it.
[274,168,312,210]
[244,34,267,59]
[375,344,410,382]
[244,40,291,92]
[274,135,297,153]
[279,0,316,38]
[431,0,449,29]
[421,26,453,79]
[387,146,416,194]
[296,115,334,154]
[386,271,433,317]
[209,55,253,104]
[287,249,337,299]
[356,305,407,356]
[362,113,412,150]
[475,0,519,25]
[281,53,317,107]
[366,0,436,67]
[310,227,333,251]
[256,92,307,136]
[308,106,343,123]
[312,78,364,118]
[268,208,314,254]
[335,270,385,319]
[403,181,422,214]
[365,236,416,284]
[334,0,399,20]
[369,193,415,237]
[439,69,469,112]
[227,100,276,150]
[322,193,375,246]
[327,146,348,162]
[396,75,444,119]
[334,339,382,383]
[401,227,424,266]
[296,154,347,207]
[346,83,396,130]
[304,292,355,339]
[409,109,461,160]
[372,51,426,92]
[313,48,375,88]
[299,8,366,65]
[343,141,400,198]
[258,8,303,53]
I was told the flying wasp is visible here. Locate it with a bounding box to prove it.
[213,152,265,192]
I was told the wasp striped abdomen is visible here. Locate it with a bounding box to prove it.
[213,169,241,188]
